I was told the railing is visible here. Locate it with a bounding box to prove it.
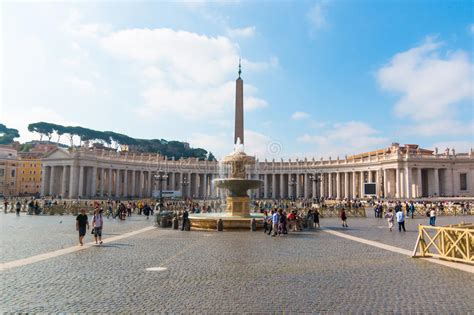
[412,223,473,265]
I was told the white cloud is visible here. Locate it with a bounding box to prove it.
[297,121,388,157]
[291,111,310,120]
[65,76,95,92]
[226,26,256,38]
[377,36,473,136]
[62,9,111,39]
[307,1,329,32]
[469,23,474,34]
[101,28,271,120]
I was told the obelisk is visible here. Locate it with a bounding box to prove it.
[234,59,244,145]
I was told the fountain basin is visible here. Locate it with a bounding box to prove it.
[188,212,265,230]
[213,178,263,197]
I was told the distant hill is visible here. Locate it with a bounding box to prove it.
[23,122,215,161]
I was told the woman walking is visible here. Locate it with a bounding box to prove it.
[340,208,348,228]
[384,208,394,231]
[92,208,104,245]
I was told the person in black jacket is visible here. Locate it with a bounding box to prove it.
[182,209,189,231]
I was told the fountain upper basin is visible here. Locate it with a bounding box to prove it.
[213,178,263,197]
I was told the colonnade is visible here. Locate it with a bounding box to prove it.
[41,165,219,199]
[253,167,449,199]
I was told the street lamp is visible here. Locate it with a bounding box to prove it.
[154,170,168,210]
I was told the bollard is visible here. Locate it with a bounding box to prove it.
[217,219,223,231]
[160,217,168,228]
[250,218,257,231]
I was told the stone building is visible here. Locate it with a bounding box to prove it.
[40,143,474,199]
[0,146,19,197]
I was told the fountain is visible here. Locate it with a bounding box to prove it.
[188,61,265,230]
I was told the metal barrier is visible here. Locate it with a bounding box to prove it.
[412,223,473,265]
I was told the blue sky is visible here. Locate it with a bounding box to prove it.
[1,1,473,159]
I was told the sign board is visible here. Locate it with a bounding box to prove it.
[364,183,376,196]
[152,190,182,198]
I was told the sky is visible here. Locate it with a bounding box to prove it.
[1,0,473,160]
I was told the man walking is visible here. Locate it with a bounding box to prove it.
[396,209,406,232]
[429,207,437,226]
[15,201,21,216]
[76,208,89,246]
[181,209,189,231]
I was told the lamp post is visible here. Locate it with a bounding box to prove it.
[154,170,168,210]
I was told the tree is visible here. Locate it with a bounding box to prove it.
[0,124,20,144]
[207,152,216,161]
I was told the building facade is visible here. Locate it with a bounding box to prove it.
[0,146,18,197]
[40,143,474,200]
[16,154,43,196]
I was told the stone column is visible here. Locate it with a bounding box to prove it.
[328,173,333,198]
[186,173,191,198]
[264,174,269,199]
[203,174,208,198]
[60,166,68,197]
[368,171,373,183]
[115,169,121,198]
[312,174,317,198]
[344,172,349,199]
[139,171,144,197]
[40,165,48,196]
[296,174,301,198]
[91,167,97,198]
[171,172,176,191]
[304,173,310,199]
[352,172,356,199]
[147,172,152,197]
[320,173,325,198]
[123,169,128,197]
[69,165,76,199]
[272,174,277,199]
[108,168,113,197]
[375,170,380,197]
[99,168,105,197]
[395,168,400,198]
[405,167,412,198]
[434,168,440,197]
[417,168,422,198]
[360,171,364,197]
[279,174,285,198]
[336,172,341,199]
[78,166,84,198]
[49,166,55,196]
[131,170,136,197]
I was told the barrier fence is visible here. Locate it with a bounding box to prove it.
[412,223,473,265]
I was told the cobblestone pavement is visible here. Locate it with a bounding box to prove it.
[1,215,473,313]
[321,214,473,251]
[0,213,155,263]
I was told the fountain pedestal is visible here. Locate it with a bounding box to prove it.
[226,196,251,216]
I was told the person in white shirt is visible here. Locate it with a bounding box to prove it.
[396,210,406,232]
[429,208,437,226]
[92,208,104,244]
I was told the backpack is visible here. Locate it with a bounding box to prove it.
[426,211,430,217]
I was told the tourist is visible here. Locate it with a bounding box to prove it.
[92,208,104,245]
[267,210,275,235]
[340,208,348,228]
[263,210,270,233]
[314,209,320,228]
[76,208,89,246]
[384,208,394,231]
[181,209,189,231]
[280,209,288,234]
[396,209,406,232]
[15,201,21,216]
[271,209,280,236]
[3,199,8,214]
[429,207,437,226]
[409,201,415,219]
